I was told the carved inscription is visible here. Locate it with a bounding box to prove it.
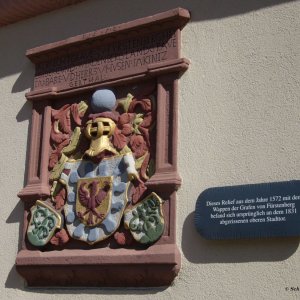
[34,29,178,90]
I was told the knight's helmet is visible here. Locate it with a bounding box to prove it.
[84,89,118,157]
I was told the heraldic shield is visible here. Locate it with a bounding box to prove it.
[27,200,62,247]
[61,155,130,244]
[76,176,113,227]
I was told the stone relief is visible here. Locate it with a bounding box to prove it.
[27,87,164,247]
[17,8,190,286]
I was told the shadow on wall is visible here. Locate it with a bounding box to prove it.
[0,0,296,93]
[182,212,299,263]
[5,201,25,289]
[6,201,24,252]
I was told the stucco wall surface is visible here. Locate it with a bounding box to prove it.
[1,0,299,299]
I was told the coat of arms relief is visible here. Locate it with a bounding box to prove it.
[27,84,164,247]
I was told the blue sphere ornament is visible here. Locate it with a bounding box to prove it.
[91,89,116,113]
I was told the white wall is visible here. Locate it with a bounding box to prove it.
[1,0,299,299]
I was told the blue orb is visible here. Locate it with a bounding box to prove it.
[91,89,116,113]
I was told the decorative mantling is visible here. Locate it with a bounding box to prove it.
[46,88,159,246]
[16,8,190,287]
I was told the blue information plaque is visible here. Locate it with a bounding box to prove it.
[195,180,300,239]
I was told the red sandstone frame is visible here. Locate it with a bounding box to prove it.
[16,8,190,287]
